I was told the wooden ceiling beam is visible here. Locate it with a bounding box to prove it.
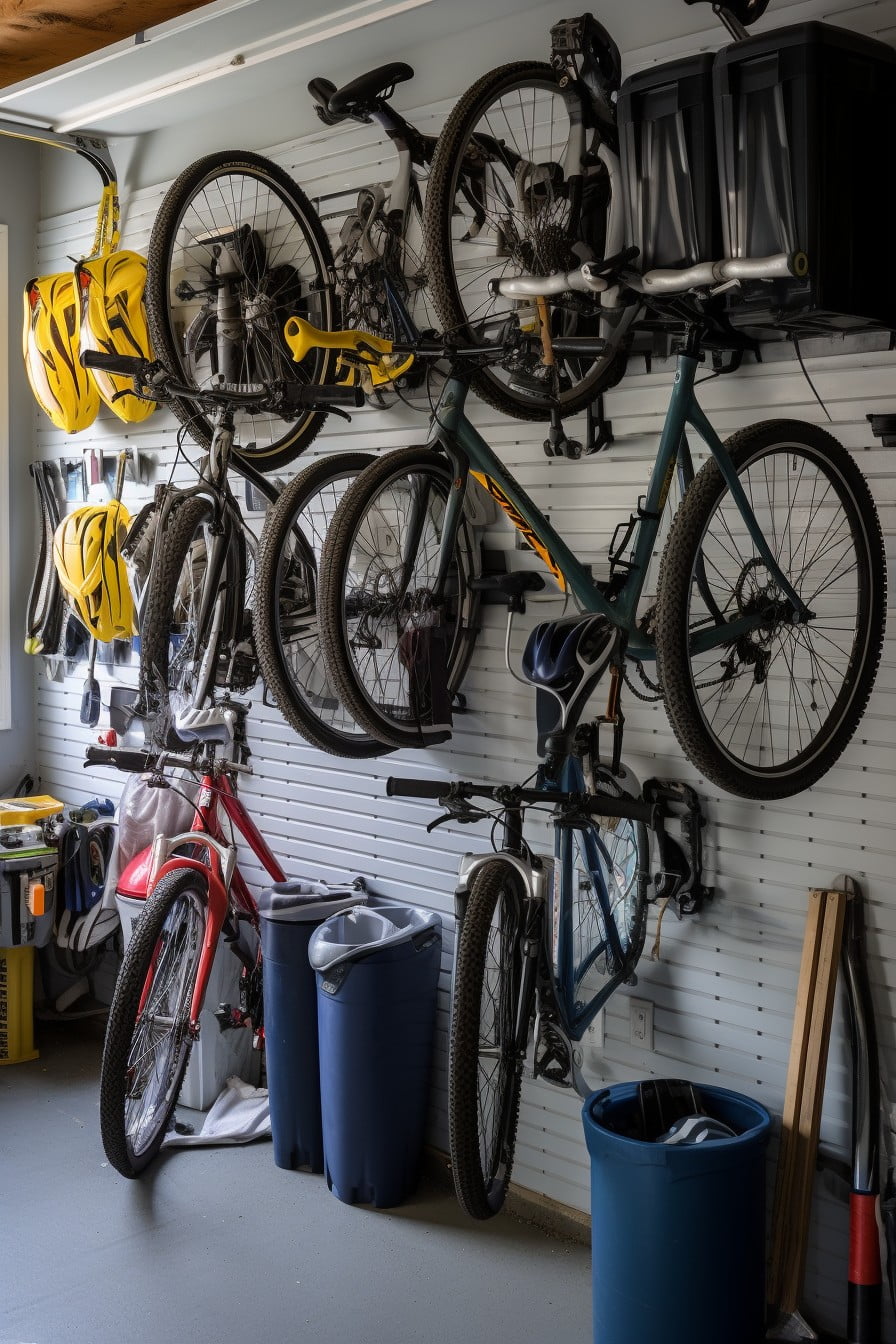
[0,0,212,89]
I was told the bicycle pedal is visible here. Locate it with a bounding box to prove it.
[533,1018,574,1087]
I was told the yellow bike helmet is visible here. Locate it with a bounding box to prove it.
[52,502,137,643]
[23,273,100,433]
[77,250,157,424]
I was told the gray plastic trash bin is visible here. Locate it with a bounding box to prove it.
[259,880,364,1171]
[309,905,442,1207]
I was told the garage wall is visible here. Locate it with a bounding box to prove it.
[28,2,896,1337]
[1,136,41,787]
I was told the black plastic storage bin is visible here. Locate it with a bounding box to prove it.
[714,22,896,334]
[618,53,722,273]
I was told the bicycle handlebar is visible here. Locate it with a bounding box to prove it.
[386,776,658,824]
[493,250,807,300]
[84,743,252,776]
[84,744,192,773]
[80,350,364,412]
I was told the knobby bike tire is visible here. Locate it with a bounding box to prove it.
[146,150,339,471]
[255,450,394,757]
[449,859,532,1219]
[100,869,208,1177]
[318,448,480,750]
[424,61,629,421]
[655,420,886,799]
[138,493,245,733]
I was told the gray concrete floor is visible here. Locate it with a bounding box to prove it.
[0,1020,592,1344]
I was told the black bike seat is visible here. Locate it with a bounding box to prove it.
[682,0,769,23]
[308,77,343,125]
[327,62,414,117]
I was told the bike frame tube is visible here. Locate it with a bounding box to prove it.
[551,755,626,1039]
[144,771,286,1030]
[430,352,810,659]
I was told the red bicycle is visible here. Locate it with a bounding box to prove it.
[90,708,287,1177]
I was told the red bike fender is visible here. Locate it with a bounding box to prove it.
[151,855,229,1027]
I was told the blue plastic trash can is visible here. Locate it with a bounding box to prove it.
[258,881,364,1172]
[309,905,442,1208]
[583,1082,772,1344]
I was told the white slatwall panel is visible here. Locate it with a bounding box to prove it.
[28,37,896,1338]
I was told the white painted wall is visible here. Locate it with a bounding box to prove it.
[1,137,41,786]
[26,1,896,1338]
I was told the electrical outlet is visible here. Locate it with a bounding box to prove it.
[586,1008,604,1051]
[629,997,654,1051]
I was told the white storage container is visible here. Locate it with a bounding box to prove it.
[116,893,260,1110]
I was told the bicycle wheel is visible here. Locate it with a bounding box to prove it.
[424,62,629,421]
[655,421,887,798]
[256,450,396,757]
[100,869,208,1177]
[138,493,247,742]
[449,859,532,1219]
[318,448,480,749]
[146,151,339,471]
[336,190,439,404]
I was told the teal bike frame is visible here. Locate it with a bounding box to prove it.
[431,347,812,658]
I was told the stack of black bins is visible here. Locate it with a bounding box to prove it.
[713,23,896,334]
[618,53,722,275]
[618,23,896,340]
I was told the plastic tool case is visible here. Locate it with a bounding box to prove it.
[713,22,896,334]
[618,53,722,274]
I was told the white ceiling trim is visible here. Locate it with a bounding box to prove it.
[0,0,258,106]
[52,0,434,133]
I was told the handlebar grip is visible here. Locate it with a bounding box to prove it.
[582,792,658,826]
[386,777,450,799]
[80,351,148,378]
[281,383,364,412]
[84,745,156,773]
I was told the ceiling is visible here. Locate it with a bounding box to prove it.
[0,0,878,141]
[0,0,210,87]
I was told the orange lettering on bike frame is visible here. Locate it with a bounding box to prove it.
[470,471,567,592]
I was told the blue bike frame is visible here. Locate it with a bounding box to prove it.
[430,352,811,660]
[549,755,638,1039]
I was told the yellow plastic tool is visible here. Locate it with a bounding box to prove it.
[283,316,415,390]
[0,796,63,827]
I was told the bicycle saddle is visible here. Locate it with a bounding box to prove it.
[682,0,770,25]
[523,614,614,692]
[313,63,414,122]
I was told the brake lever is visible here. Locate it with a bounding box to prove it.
[426,800,489,833]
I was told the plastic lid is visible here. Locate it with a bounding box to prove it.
[308,903,441,972]
[0,795,62,826]
[257,878,365,924]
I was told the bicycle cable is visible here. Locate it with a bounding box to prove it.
[793,336,833,422]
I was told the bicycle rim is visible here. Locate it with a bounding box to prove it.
[100,870,208,1176]
[426,63,627,419]
[255,451,392,756]
[319,451,479,748]
[125,891,204,1163]
[147,152,338,467]
[657,421,886,797]
[450,861,529,1219]
[138,494,248,744]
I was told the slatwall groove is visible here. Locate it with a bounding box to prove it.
[26,11,896,1333]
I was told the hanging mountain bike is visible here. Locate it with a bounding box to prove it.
[145,62,466,465]
[421,0,773,420]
